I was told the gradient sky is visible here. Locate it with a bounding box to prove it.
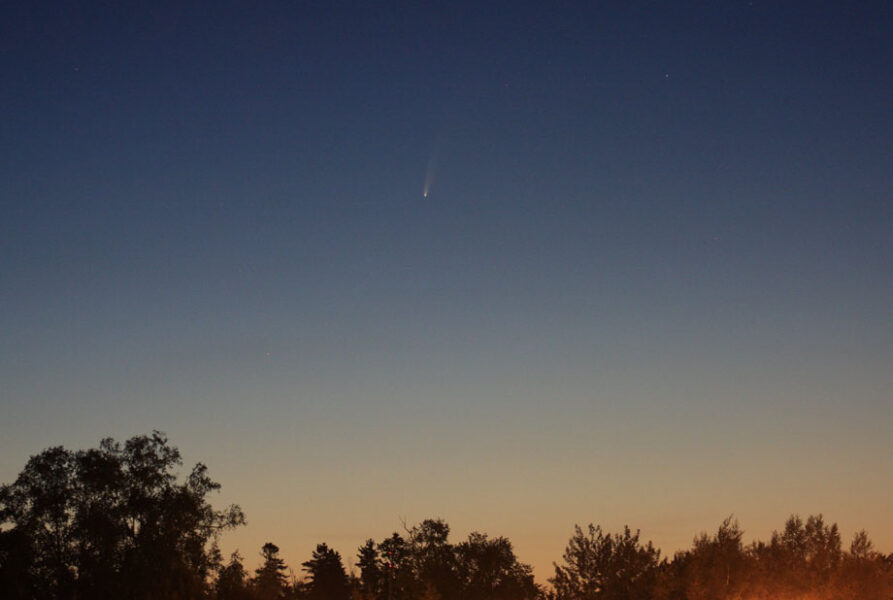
[2,1,892,581]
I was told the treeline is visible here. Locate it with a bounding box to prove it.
[553,518,893,600]
[221,521,539,600]
[1,433,891,600]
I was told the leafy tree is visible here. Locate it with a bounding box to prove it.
[377,533,412,600]
[804,513,842,583]
[454,532,540,600]
[759,514,842,595]
[651,551,689,600]
[731,514,891,600]
[550,524,660,600]
[406,519,456,600]
[681,517,748,600]
[831,530,893,600]
[0,446,77,599]
[0,528,35,600]
[303,543,349,600]
[0,432,244,600]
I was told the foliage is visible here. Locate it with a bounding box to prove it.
[218,551,253,600]
[255,543,290,600]
[377,532,414,600]
[455,532,539,600]
[406,519,457,600]
[302,543,349,600]
[4,435,892,600]
[0,432,244,600]
[551,524,660,600]
[651,514,892,600]
[355,539,383,600]
[683,517,748,600]
[350,520,540,600]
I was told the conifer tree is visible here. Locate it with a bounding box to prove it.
[303,543,349,600]
[255,542,289,600]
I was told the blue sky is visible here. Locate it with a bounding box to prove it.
[2,1,892,579]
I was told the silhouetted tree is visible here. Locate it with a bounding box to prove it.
[378,533,412,600]
[651,551,689,600]
[303,543,349,600]
[0,432,244,600]
[254,542,290,600]
[455,532,540,600]
[7,435,893,600]
[407,519,456,600]
[217,550,253,600]
[356,539,383,600]
[550,524,660,600]
[0,528,35,600]
[0,446,77,599]
[682,517,748,600]
[830,530,893,600]
[755,513,842,596]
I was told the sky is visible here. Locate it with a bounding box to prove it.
[1,0,892,581]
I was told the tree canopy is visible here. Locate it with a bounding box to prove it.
[302,543,349,600]
[551,524,660,600]
[0,432,244,600]
[2,434,891,600]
